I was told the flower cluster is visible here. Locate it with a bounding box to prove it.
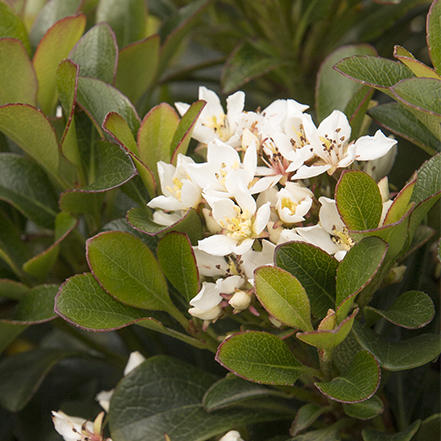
[148,87,397,324]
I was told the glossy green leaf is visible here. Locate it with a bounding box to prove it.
[362,420,421,441]
[203,375,289,411]
[158,0,212,74]
[364,291,435,329]
[76,76,140,137]
[336,170,383,231]
[115,35,160,104]
[315,351,380,403]
[0,1,30,54]
[0,280,28,301]
[0,154,59,228]
[290,404,332,437]
[28,0,82,51]
[222,39,285,94]
[157,232,199,303]
[86,231,184,321]
[0,349,79,412]
[127,206,203,246]
[96,0,147,48]
[254,266,312,331]
[352,321,441,371]
[316,44,376,123]
[393,46,440,79]
[334,56,413,97]
[137,103,180,187]
[428,0,441,74]
[343,395,383,420]
[109,355,285,441]
[22,212,77,279]
[297,309,358,350]
[0,104,61,181]
[369,103,441,156]
[0,38,37,106]
[275,242,337,319]
[391,78,441,141]
[335,237,387,322]
[216,331,314,385]
[68,22,118,83]
[33,14,86,114]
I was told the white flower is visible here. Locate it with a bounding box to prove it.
[52,411,110,441]
[175,86,244,145]
[275,182,313,224]
[228,290,251,311]
[219,430,245,441]
[292,110,397,179]
[240,239,276,281]
[193,247,229,278]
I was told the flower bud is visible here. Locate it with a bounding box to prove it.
[228,290,251,311]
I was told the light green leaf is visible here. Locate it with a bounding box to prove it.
[316,44,376,123]
[275,242,337,319]
[0,1,31,54]
[315,351,380,403]
[362,420,421,441]
[0,154,59,228]
[0,38,37,106]
[68,22,117,83]
[0,349,80,412]
[364,291,435,329]
[336,170,383,231]
[32,13,86,115]
[96,0,147,48]
[216,331,314,385]
[343,395,384,420]
[109,355,286,441]
[290,404,332,437]
[0,104,61,182]
[383,178,415,226]
[352,321,441,371]
[254,266,312,331]
[76,76,140,137]
[428,0,441,74]
[157,232,199,303]
[393,45,440,79]
[115,35,160,105]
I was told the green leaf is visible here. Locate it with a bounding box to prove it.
[127,206,203,246]
[275,242,337,319]
[364,291,435,329]
[76,76,140,137]
[334,56,414,97]
[290,404,332,437]
[28,0,82,52]
[362,420,421,441]
[316,44,376,123]
[383,178,415,226]
[96,0,147,48]
[157,232,199,303]
[410,153,441,206]
[0,38,37,106]
[109,355,285,441]
[203,375,289,411]
[335,237,387,322]
[0,154,59,228]
[86,231,183,321]
[290,425,341,441]
[315,351,380,403]
[0,349,79,412]
[254,266,312,332]
[428,0,441,75]
[216,331,314,385]
[336,170,383,231]
[222,39,286,94]
[343,395,384,420]
[68,22,118,83]
[391,78,441,141]
[352,321,441,371]
[0,104,61,182]
[369,103,441,156]
[0,1,31,55]
[0,279,28,301]
[137,103,180,186]
[32,13,86,114]
[393,46,440,79]
[416,414,441,441]
[296,309,358,350]
[115,35,160,105]
[0,321,28,355]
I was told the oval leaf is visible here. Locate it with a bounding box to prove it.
[343,395,384,421]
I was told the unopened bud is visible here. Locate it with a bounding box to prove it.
[228,290,251,311]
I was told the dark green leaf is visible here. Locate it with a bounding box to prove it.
[0,279,28,301]
[343,395,383,420]
[315,351,380,403]
[427,0,441,75]
[416,414,441,441]
[290,404,332,437]
[0,321,28,355]
[352,321,441,371]
[362,420,421,441]
[290,426,341,441]
[410,153,441,206]
[275,242,337,319]
[0,1,31,55]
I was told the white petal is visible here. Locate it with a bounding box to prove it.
[219,430,245,441]
[317,110,351,146]
[95,389,113,412]
[232,237,255,255]
[188,304,221,320]
[296,225,341,255]
[240,240,275,279]
[198,234,239,256]
[226,91,245,126]
[147,195,187,211]
[253,202,271,235]
[174,102,190,117]
[193,247,228,277]
[216,275,244,293]
[199,86,224,116]
[52,411,93,441]
[190,282,222,309]
[353,130,397,161]
[292,163,332,179]
[180,180,202,208]
[124,351,146,375]
[318,197,345,234]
